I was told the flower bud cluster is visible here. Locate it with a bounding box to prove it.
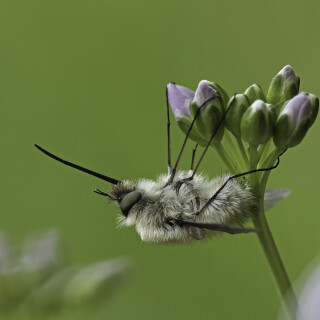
[0,231,131,315]
[167,65,318,150]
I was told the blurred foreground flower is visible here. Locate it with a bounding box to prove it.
[0,231,131,317]
[296,260,320,320]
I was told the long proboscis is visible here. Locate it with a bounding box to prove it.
[34,144,121,185]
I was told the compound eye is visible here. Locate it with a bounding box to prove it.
[120,191,142,217]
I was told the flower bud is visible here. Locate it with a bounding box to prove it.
[273,92,312,149]
[266,103,277,125]
[167,82,207,146]
[240,100,274,146]
[211,82,229,107]
[306,93,319,127]
[190,80,225,144]
[244,84,266,104]
[266,65,300,111]
[225,94,250,138]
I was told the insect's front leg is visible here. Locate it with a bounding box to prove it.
[94,189,117,200]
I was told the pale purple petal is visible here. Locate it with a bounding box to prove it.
[167,83,194,118]
[278,65,297,81]
[282,92,311,125]
[193,80,219,107]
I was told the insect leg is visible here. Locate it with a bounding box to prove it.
[190,144,198,170]
[93,189,117,200]
[195,149,287,215]
[166,84,172,175]
[185,94,237,182]
[176,219,257,234]
[167,96,220,184]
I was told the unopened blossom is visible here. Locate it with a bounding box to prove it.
[167,80,226,144]
[273,92,313,149]
[244,83,266,104]
[225,93,250,138]
[267,65,300,111]
[240,99,274,146]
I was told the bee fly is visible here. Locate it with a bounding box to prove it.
[35,90,284,243]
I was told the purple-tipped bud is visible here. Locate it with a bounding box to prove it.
[279,64,297,79]
[167,83,207,146]
[306,93,319,127]
[193,80,219,107]
[267,65,300,112]
[274,92,312,149]
[167,83,194,119]
[190,80,225,143]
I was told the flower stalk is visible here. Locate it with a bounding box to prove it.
[248,149,297,320]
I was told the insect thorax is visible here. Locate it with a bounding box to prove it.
[109,171,258,243]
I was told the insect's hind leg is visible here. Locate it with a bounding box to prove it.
[166,83,173,175]
[181,94,237,184]
[166,95,220,185]
[195,149,287,216]
[176,219,257,235]
[190,144,198,170]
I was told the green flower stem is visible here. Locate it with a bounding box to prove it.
[236,137,250,168]
[224,132,247,172]
[214,143,237,174]
[256,139,271,166]
[251,183,297,320]
[259,148,282,191]
[217,136,297,318]
[249,144,259,186]
[247,148,297,319]
[259,148,277,170]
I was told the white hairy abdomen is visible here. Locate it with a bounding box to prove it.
[120,171,257,243]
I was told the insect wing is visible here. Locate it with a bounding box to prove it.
[264,189,291,211]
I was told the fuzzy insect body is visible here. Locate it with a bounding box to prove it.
[111,171,258,243]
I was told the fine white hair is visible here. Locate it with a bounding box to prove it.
[110,171,257,243]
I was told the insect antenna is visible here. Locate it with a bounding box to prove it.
[195,149,287,215]
[34,144,121,185]
[190,144,198,170]
[167,95,220,184]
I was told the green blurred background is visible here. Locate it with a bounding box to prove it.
[0,0,319,319]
